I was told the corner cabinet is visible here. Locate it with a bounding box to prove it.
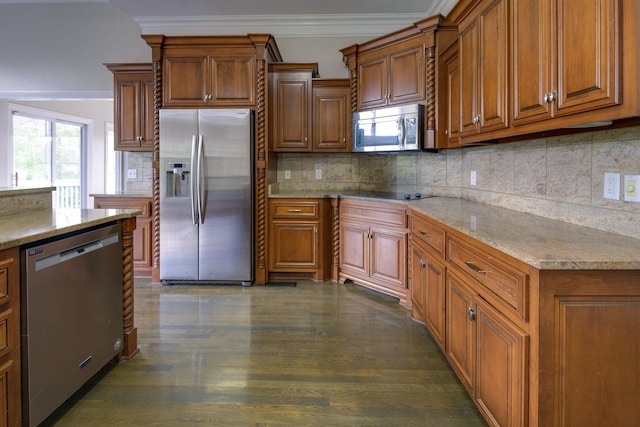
[105,63,154,151]
[409,204,640,426]
[268,199,331,282]
[339,199,409,305]
[0,247,20,427]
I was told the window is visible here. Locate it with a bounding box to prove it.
[12,109,88,209]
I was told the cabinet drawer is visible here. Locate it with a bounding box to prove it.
[271,200,319,219]
[340,200,407,228]
[447,235,529,321]
[411,214,445,257]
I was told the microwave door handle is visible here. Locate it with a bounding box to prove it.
[398,117,406,147]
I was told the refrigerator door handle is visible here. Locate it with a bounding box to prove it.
[190,135,198,225]
[196,135,205,224]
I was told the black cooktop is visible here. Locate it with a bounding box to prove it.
[341,191,435,201]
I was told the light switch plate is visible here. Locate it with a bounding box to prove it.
[127,169,137,179]
[624,175,640,202]
[315,168,322,180]
[470,170,477,186]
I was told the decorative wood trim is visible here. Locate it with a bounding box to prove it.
[151,59,162,282]
[120,217,138,360]
[425,45,437,132]
[331,198,340,282]
[255,58,267,285]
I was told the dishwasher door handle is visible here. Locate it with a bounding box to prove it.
[34,233,119,272]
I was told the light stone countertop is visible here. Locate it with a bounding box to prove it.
[90,192,153,198]
[270,192,640,270]
[0,208,141,250]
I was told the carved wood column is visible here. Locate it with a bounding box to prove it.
[255,58,268,285]
[331,198,340,282]
[120,217,138,360]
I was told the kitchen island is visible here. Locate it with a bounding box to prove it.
[0,187,140,426]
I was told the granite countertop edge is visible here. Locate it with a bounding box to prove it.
[0,208,141,251]
[271,192,640,271]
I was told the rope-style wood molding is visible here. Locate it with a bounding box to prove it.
[152,60,162,281]
[255,59,267,282]
[331,198,340,282]
[425,45,437,132]
[120,217,138,360]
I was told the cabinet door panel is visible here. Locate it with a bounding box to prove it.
[358,57,388,110]
[411,243,427,322]
[340,222,369,276]
[270,222,318,269]
[512,0,553,125]
[556,0,619,115]
[446,271,475,392]
[389,46,425,105]
[116,80,142,149]
[211,56,255,105]
[163,56,208,107]
[477,0,509,132]
[274,78,311,151]
[313,86,349,152]
[425,257,446,349]
[370,228,406,288]
[133,218,152,268]
[475,298,528,427]
[141,79,155,149]
[459,20,478,136]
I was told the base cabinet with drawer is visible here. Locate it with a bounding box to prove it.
[93,196,153,277]
[268,199,331,282]
[409,206,640,427]
[339,199,408,305]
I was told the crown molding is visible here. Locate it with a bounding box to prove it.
[135,13,432,38]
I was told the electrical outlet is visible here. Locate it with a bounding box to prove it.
[470,170,477,186]
[315,168,322,180]
[603,172,620,200]
[624,175,640,202]
[127,169,137,179]
[284,170,291,180]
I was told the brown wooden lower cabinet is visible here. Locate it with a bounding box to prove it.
[93,196,153,277]
[409,208,640,426]
[0,247,20,427]
[268,198,331,282]
[339,199,408,305]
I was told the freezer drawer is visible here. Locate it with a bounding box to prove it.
[21,222,124,426]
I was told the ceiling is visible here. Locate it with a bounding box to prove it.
[1,0,459,37]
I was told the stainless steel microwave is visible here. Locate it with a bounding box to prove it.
[352,104,424,152]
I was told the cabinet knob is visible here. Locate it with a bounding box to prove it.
[420,260,426,268]
[468,307,476,321]
[342,137,346,143]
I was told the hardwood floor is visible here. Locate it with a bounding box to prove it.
[47,280,486,426]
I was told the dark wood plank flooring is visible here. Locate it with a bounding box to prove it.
[47,280,486,426]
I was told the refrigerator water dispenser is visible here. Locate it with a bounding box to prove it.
[166,162,190,197]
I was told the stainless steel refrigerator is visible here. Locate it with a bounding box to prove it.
[159,109,253,285]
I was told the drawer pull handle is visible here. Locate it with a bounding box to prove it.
[288,209,303,213]
[419,231,430,237]
[468,307,476,321]
[464,261,488,274]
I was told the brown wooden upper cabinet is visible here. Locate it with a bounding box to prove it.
[512,0,621,125]
[341,15,457,149]
[105,63,154,151]
[269,63,317,152]
[269,64,351,152]
[142,35,282,109]
[446,0,639,145]
[163,50,256,107]
[458,0,509,139]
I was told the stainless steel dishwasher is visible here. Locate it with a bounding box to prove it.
[21,222,124,426]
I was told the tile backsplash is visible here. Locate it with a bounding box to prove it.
[124,152,153,192]
[276,125,640,239]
